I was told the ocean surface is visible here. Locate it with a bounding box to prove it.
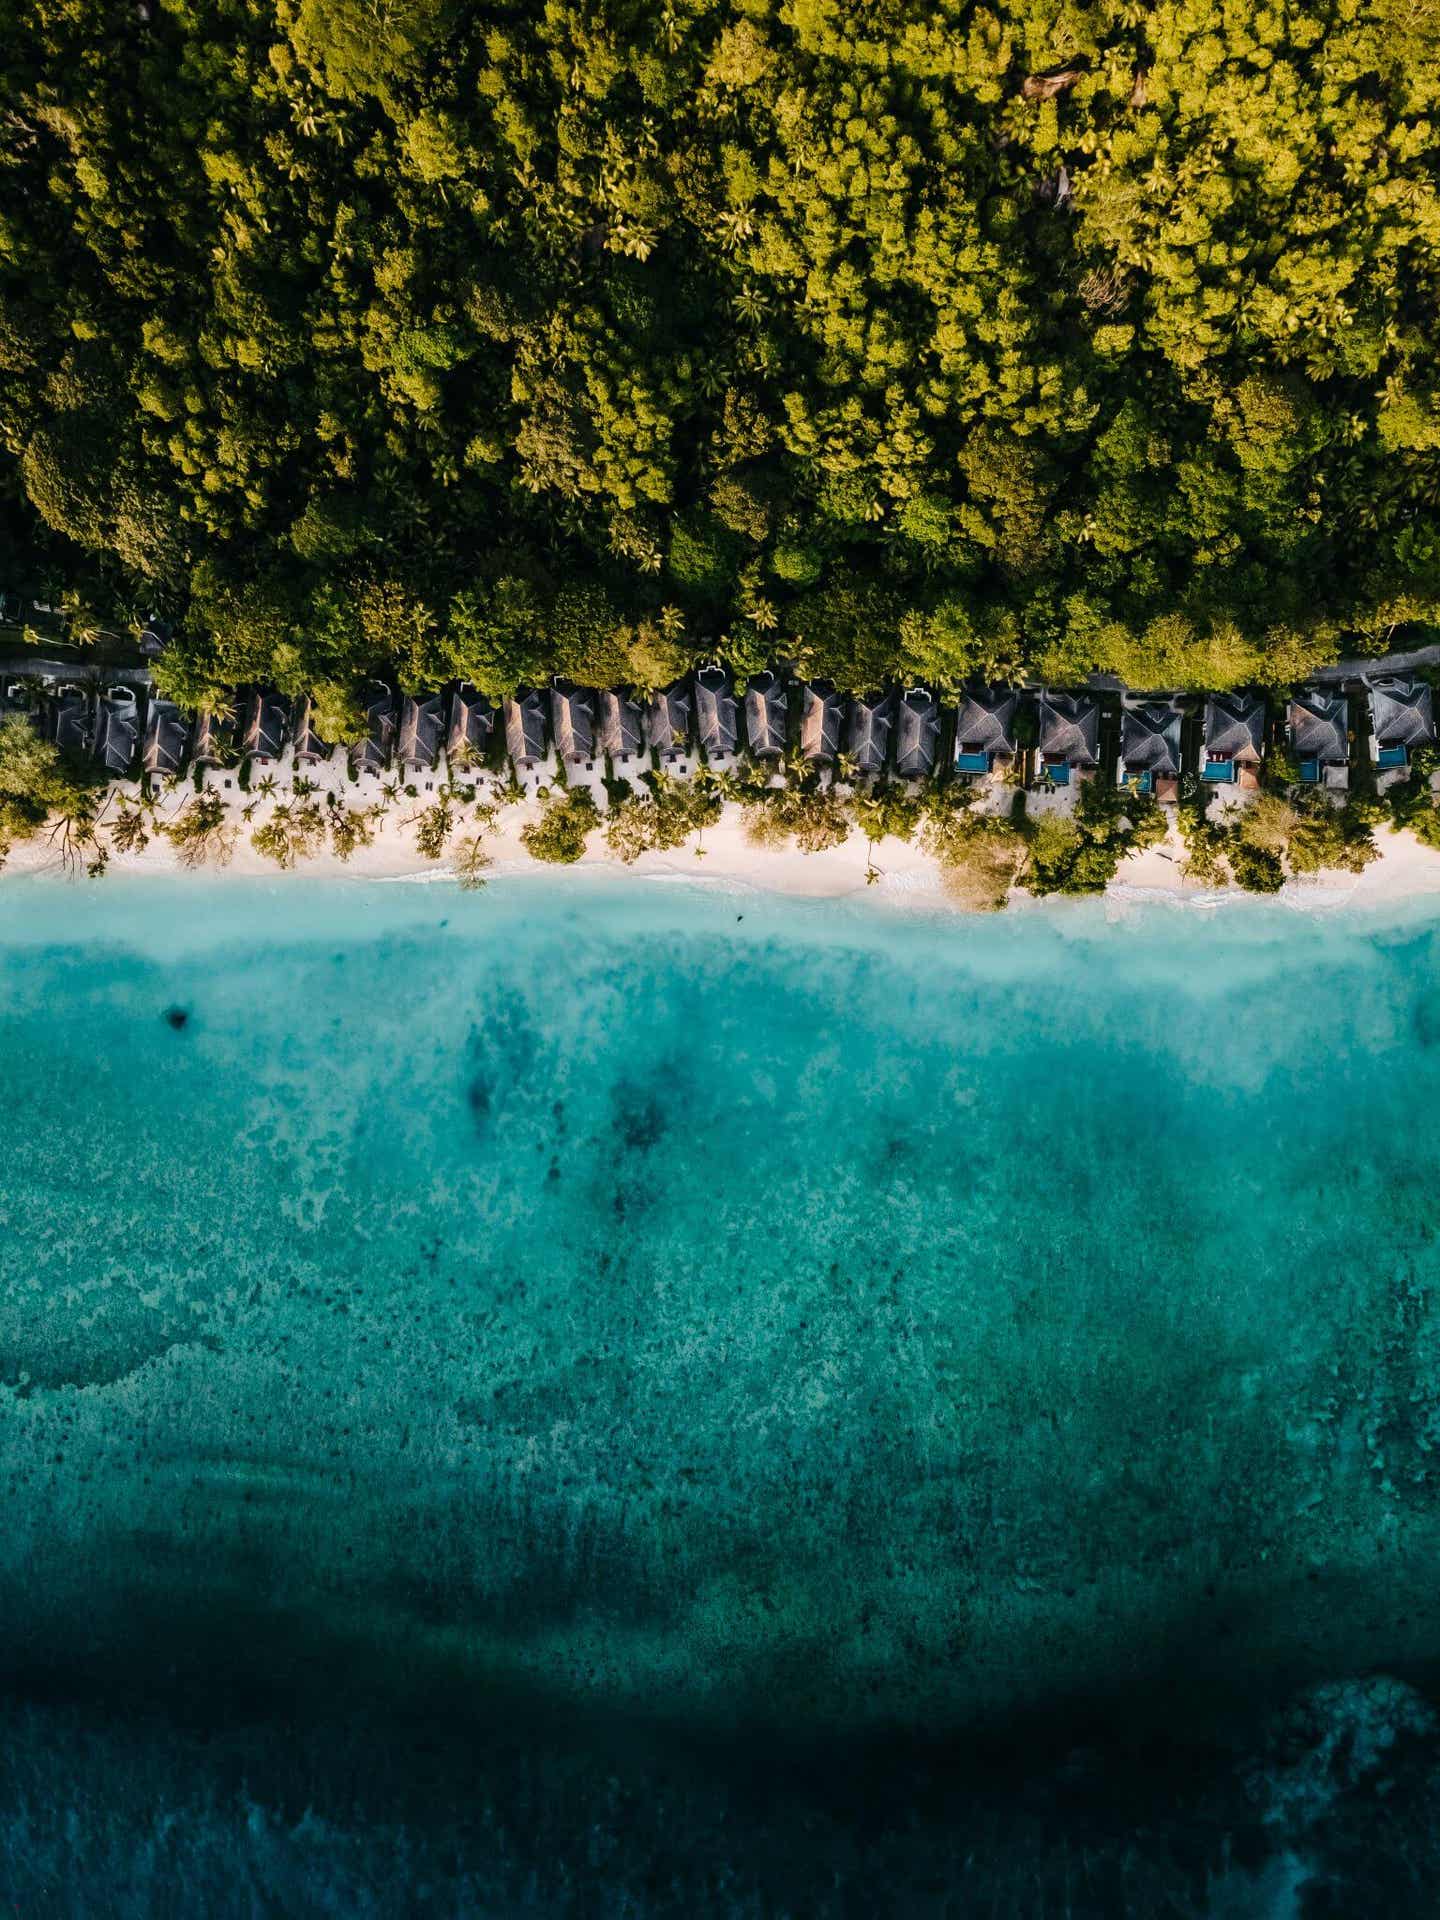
[3,874,1440,1915]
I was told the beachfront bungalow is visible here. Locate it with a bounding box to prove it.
[598,689,644,764]
[45,683,91,754]
[353,685,396,776]
[446,684,493,768]
[192,706,231,766]
[953,685,1019,778]
[504,689,548,770]
[1202,692,1265,787]
[895,686,940,779]
[744,670,787,761]
[550,682,597,766]
[646,681,692,761]
[800,680,843,764]
[397,692,444,773]
[1369,677,1435,775]
[2,680,40,728]
[240,687,286,765]
[845,690,894,777]
[1119,696,1183,800]
[290,696,333,767]
[94,685,141,778]
[1035,691,1100,785]
[142,696,189,782]
[694,665,739,760]
[1287,687,1350,788]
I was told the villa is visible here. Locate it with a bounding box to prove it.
[290,696,333,767]
[94,686,141,777]
[894,686,940,779]
[646,682,692,760]
[1035,691,1100,785]
[744,670,787,760]
[846,690,894,777]
[1202,692,1265,787]
[142,696,190,782]
[694,665,739,760]
[240,687,286,765]
[598,688,644,764]
[354,686,396,775]
[1369,678,1435,777]
[800,680,843,764]
[446,684,493,767]
[192,707,230,765]
[953,685,1019,778]
[504,689,548,769]
[397,692,444,773]
[44,683,89,754]
[1287,687,1350,788]
[1118,696,1183,800]
[550,681,597,766]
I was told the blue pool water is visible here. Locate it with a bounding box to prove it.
[3,873,1440,1910]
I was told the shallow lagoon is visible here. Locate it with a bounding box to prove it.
[3,876,1440,1912]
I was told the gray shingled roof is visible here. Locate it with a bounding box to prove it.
[895,686,940,778]
[94,688,140,776]
[1037,691,1100,765]
[398,693,444,769]
[50,686,91,754]
[241,688,286,761]
[505,690,548,766]
[800,681,843,762]
[550,684,596,762]
[1204,692,1264,763]
[646,682,692,753]
[354,688,395,774]
[446,685,493,763]
[846,690,894,775]
[192,707,230,765]
[598,689,644,759]
[290,697,332,765]
[143,697,189,778]
[744,671,787,758]
[1371,677,1435,751]
[694,667,738,755]
[954,685,1018,757]
[1120,698,1183,778]
[1288,688,1349,764]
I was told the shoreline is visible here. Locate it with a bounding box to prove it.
[8,792,1440,916]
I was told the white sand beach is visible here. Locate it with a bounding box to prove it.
[9,779,1440,915]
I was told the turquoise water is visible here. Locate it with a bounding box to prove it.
[3,875,1440,1912]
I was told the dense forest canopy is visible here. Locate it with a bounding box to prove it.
[4,0,1440,709]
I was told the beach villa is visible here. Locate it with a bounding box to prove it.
[800,680,843,764]
[504,689,548,771]
[446,685,494,768]
[550,682,597,767]
[354,686,396,776]
[192,707,230,767]
[1202,692,1265,787]
[240,687,286,766]
[1118,696,1183,799]
[142,695,190,782]
[953,685,1019,779]
[398,693,444,775]
[1035,691,1100,786]
[646,682,692,761]
[744,670,787,761]
[895,686,940,779]
[1368,678,1435,780]
[47,684,91,754]
[1287,687,1350,788]
[694,665,739,761]
[289,697,332,768]
[598,689,644,765]
[94,685,141,778]
[845,690,894,777]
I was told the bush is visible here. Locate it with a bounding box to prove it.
[521,789,597,864]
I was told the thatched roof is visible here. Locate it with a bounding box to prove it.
[240,687,286,761]
[550,683,597,762]
[744,670,787,758]
[694,666,738,755]
[353,687,395,773]
[290,697,333,765]
[646,682,692,753]
[800,680,843,762]
[398,693,444,769]
[505,690,548,766]
[446,685,493,762]
[599,689,644,759]
[845,690,894,775]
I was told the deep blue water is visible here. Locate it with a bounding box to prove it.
[3,875,1440,1914]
